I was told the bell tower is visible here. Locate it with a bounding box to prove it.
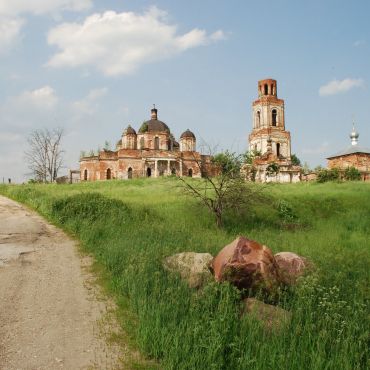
[249,79,291,160]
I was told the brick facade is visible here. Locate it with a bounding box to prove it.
[80,107,213,181]
[247,79,301,183]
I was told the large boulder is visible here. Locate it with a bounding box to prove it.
[163,252,213,288]
[274,252,308,285]
[211,236,281,293]
[243,298,291,333]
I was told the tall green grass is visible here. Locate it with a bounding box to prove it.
[1,179,369,369]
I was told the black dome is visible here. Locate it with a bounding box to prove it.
[139,119,170,133]
[123,125,136,135]
[180,129,195,139]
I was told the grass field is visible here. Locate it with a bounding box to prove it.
[1,179,369,370]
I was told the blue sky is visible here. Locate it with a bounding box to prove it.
[0,0,369,182]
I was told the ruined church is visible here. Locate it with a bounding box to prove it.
[80,106,213,180]
[246,79,301,182]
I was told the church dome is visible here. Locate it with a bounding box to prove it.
[139,119,170,133]
[180,129,195,139]
[123,125,136,135]
[139,105,170,134]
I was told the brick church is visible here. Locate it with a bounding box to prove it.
[246,79,301,182]
[80,106,213,180]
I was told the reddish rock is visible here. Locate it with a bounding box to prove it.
[211,236,280,293]
[274,252,308,285]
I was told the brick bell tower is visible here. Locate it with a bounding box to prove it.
[249,79,292,161]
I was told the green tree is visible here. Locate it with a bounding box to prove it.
[344,166,361,181]
[291,154,301,166]
[317,168,340,183]
[179,150,264,228]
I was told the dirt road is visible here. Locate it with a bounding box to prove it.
[0,196,122,369]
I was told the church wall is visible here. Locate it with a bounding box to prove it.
[328,153,370,172]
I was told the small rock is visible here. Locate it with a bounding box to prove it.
[243,298,291,333]
[163,252,213,288]
[211,236,281,293]
[274,252,308,285]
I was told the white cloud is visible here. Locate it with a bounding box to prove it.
[72,87,108,115]
[319,78,364,96]
[16,86,58,110]
[0,0,92,53]
[0,0,92,16]
[47,7,225,76]
[0,16,24,52]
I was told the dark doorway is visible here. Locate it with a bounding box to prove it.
[171,168,176,175]
[106,168,111,180]
[128,167,133,179]
[188,168,193,177]
[147,167,151,177]
[84,169,88,181]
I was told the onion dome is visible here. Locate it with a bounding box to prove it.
[350,123,359,146]
[123,125,136,135]
[180,129,195,139]
[139,106,170,133]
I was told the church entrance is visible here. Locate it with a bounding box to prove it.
[128,167,133,179]
[147,167,151,177]
[106,168,111,180]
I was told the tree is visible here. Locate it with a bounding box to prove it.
[179,150,265,228]
[316,168,340,183]
[344,166,361,181]
[291,154,301,166]
[25,128,64,183]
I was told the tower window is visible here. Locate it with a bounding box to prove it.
[140,137,144,149]
[271,84,274,95]
[276,143,280,157]
[264,84,268,95]
[256,111,261,127]
[154,137,159,150]
[272,109,277,126]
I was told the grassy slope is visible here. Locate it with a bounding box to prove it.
[0,179,369,370]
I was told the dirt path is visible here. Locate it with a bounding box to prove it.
[0,196,123,370]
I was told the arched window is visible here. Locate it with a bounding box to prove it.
[84,169,88,181]
[256,111,261,127]
[146,167,151,177]
[188,168,193,177]
[276,143,280,157]
[106,168,111,180]
[264,84,268,95]
[272,109,277,126]
[271,84,274,95]
[128,167,133,179]
[140,137,145,149]
[154,137,159,150]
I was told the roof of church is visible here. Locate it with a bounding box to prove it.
[123,125,136,135]
[180,129,196,139]
[139,119,170,133]
[327,145,370,159]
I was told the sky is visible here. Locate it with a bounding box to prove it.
[0,0,369,183]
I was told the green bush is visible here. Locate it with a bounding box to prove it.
[344,166,361,181]
[317,168,340,183]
